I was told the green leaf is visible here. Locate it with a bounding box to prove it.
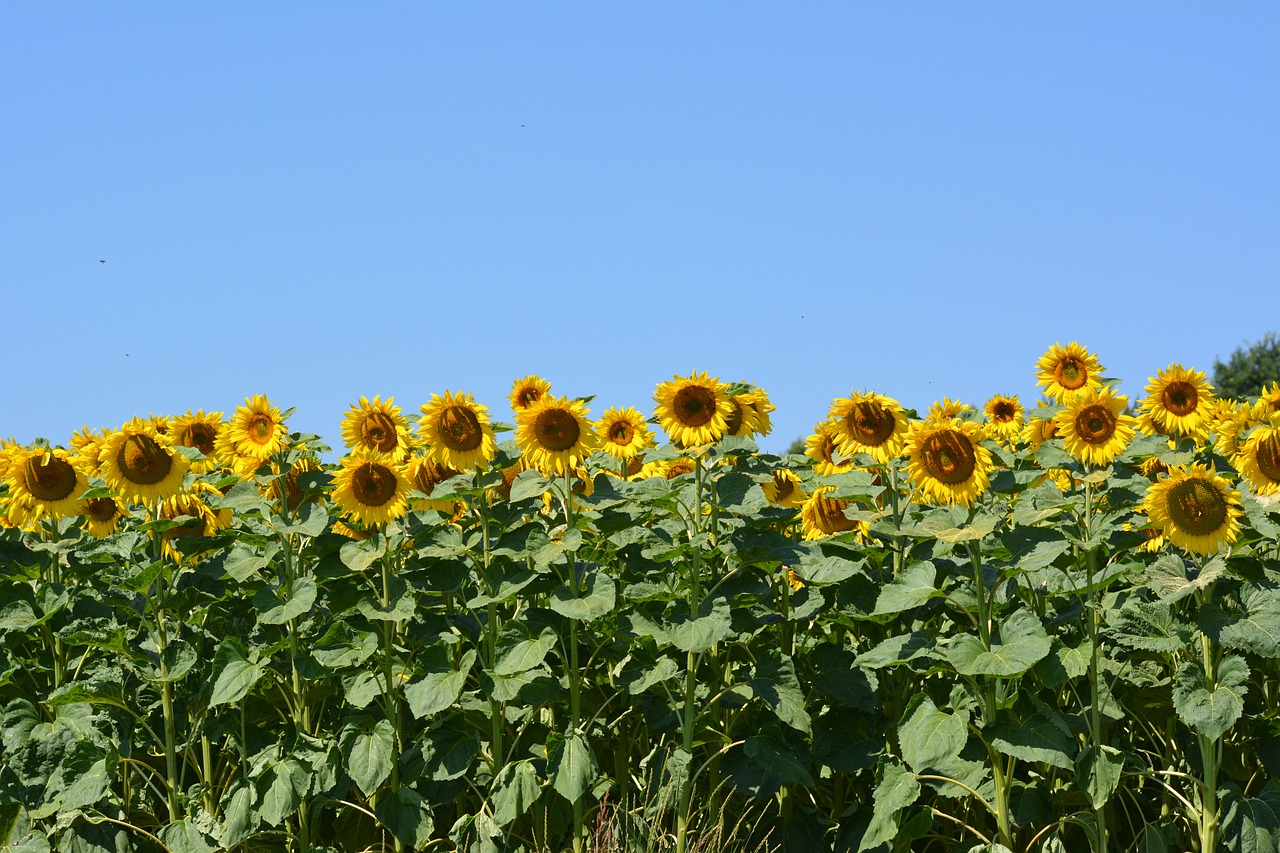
[794,554,861,585]
[355,576,416,623]
[146,639,198,683]
[257,757,310,826]
[743,726,815,788]
[254,577,317,625]
[1219,588,1280,660]
[494,625,558,676]
[897,695,968,774]
[1075,744,1124,809]
[1111,600,1193,653]
[342,719,395,795]
[340,538,382,573]
[209,638,265,707]
[311,621,379,669]
[375,787,435,850]
[666,599,732,653]
[419,719,481,781]
[405,650,475,719]
[52,740,115,810]
[946,609,1051,677]
[1145,553,1228,603]
[919,511,998,543]
[0,599,38,634]
[859,758,921,852]
[276,499,328,537]
[989,714,1074,769]
[617,654,679,694]
[157,819,216,853]
[856,631,935,669]
[509,471,552,503]
[549,730,598,804]
[873,562,940,615]
[549,569,617,622]
[491,761,542,827]
[217,784,258,848]
[746,653,811,735]
[219,543,271,582]
[119,559,165,593]
[1221,780,1280,853]
[1173,654,1249,742]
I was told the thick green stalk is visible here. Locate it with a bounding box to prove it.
[1082,478,1108,853]
[380,534,404,853]
[564,472,585,853]
[480,491,503,769]
[676,457,705,853]
[1197,588,1220,853]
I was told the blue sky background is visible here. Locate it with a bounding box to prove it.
[3,2,1277,453]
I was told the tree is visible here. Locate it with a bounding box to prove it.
[1213,332,1280,399]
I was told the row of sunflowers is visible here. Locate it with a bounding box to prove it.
[1,342,1278,853]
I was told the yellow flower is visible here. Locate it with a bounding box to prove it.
[331,451,412,527]
[1254,382,1280,419]
[224,395,290,461]
[786,570,804,591]
[97,424,190,505]
[925,398,973,423]
[653,371,732,447]
[983,394,1025,445]
[904,420,993,507]
[406,455,464,515]
[1143,464,1243,555]
[170,410,225,473]
[417,391,498,472]
[828,391,909,464]
[341,396,412,461]
[159,482,233,562]
[1020,405,1060,450]
[740,389,775,437]
[596,407,655,461]
[804,421,854,476]
[82,496,129,538]
[800,486,870,541]
[1236,423,1280,496]
[5,447,88,521]
[723,394,764,438]
[762,469,808,508]
[1036,342,1104,403]
[516,395,600,475]
[1140,364,1215,441]
[266,456,325,513]
[509,375,552,413]
[1056,387,1136,467]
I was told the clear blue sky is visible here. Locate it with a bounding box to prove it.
[4,2,1278,453]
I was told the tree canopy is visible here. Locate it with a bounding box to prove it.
[1213,332,1280,399]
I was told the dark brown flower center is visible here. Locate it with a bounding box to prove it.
[846,401,896,447]
[85,497,119,523]
[413,461,458,495]
[771,472,796,500]
[438,406,483,452]
[991,402,1017,422]
[1165,478,1227,536]
[360,412,400,453]
[533,408,581,452]
[180,423,218,456]
[608,420,636,446]
[1256,433,1280,483]
[813,493,857,534]
[1162,381,1199,417]
[515,387,542,409]
[353,462,397,507]
[665,458,696,479]
[921,430,977,485]
[1075,404,1117,445]
[117,434,173,485]
[23,456,78,502]
[248,414,274,443]
[673,385,717,428]
[1056,357,1088,390]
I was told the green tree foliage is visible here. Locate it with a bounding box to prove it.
[1214,331,1280,398]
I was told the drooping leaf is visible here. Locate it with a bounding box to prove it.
[549,569,617,622]
[491,761,542,827]
[946,609,1051,677]
[858,758,921,852]
[873,562,940,615]
[254,577,317,625]
[257,757,310,827]
[746,653,811,735]
[1173,654,1250,743]
[375,787,435,849]
[405,650,475,719]
[342,719,395,795]
[666,599,732,653]
[494,625,558,677]
[989,714,1074,769]
[157,819,216,853]
[1219,588,1280,660]
[1075,744,1124,809]
[209,638,265,707]
[897,694,968,774]
[549,730,597,804]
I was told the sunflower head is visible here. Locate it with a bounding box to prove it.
[1143,463,1243,555]
[925,398,974,424]
[904,420,994,507]
[509,375,552,413]
[762,469,808,508]
[1140,364,1214,441]
[653,371,733,447]
[5,447,88,521]
[82,496,128,538]
[516,396,600,475]
[342,396,411,461]
[170,410,225,473]
[98,424,190,505]
[225,395,290,461]
[1036,342,1104,403]
[804,421,854,476]
[331,451,412,527]
[1238,424,1280,496]
[407,455,464,515]
[800,486,870,541]
[418,391,498,472]
[723,395,764,438]
[266,456,325,513]
[159,482,232,562]
[739,389,775,437]
[595,407,655,461]
[1056,387,1137,467]
[828,392,909,464]
[983,394,1025,445]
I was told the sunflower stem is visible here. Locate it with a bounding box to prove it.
[380,530,404,853]
[480,489,503,772]
[676,456,705,853]
[563,470,585,853]
[1082,477,1108,853]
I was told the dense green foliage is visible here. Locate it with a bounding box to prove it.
[1214,332,1280,399]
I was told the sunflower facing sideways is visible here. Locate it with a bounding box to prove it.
[762,469,808,508]
[341,396,411,462]
[158,482,233,562]
[4,446,89,521]
[1036,342,1104,403]
[97,423,190,505]
[516,395,600,475]
[653,371,733,447]
[1236,422,1280,496]
[82,496,128,538]
[1020,403,1060,450]
[1143,463,1243,555]
[829,391,909,464]
[223,395,290,461]
[418,391,498,472]
[800,485,870,541]
[804,421,854,476]
[509,375,552,413]
[170,410,224,473]
[1056,387,1137,467]
[331,450,412,527]
[904,419,994,507]
[1139,364,1215,441]
[596,407,655,462]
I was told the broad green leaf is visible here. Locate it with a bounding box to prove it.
[419,719,481,781]
[617,654,678,695]
[217,784,258,848]
[255,577,317,625]
[0,599,38,634]
[491,761,541,827]
[1075,744,1124,809]
[219,543,271,582]
[375,787,435,850]
[795,555,861,585]
[1110,599,1192,653]
[343,719,395,795]
[311,621,378,669]
[340,539,381,573]
[919,511,998,543]
[746,653,811,735]
[549,569,617,622]
[51,740,114,810]
[549,730,597,804]
[276,499,328,537]
[897,695,968,773]
[1145,553,1228,603]
[743,726,815,788]
[666,599,732,653]
[209,638,266,707]
[858,758,921,852]
[856,631,935,669]
[494,626,558,676]
[157,819,216,853]
[1173,654,1249,742]
[405,650,475,719]
[355,577,416,623]
[1219,589,1280,660]
[1220,780,1280,853]
[989,714,1074,769]
[946,609,1051,677]
[257,757,310,826]
[119,559,165,593]
[508,471,552,503]
[873,562,940,615]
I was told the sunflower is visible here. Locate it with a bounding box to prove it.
[1020,406,1060,450]
[1036,342,1104,403]
[1143,463,1243,555]
[407,455,464,515]
[651,457,698,480]
[596,407,655,461]
[158,482,232,562]
[828,391,909,464]
[98,424,190,505]
[417,391,498,472]
[983,394,1025,445]
[341,396,411,461]
[1252,382,1280,419]
[804,421,854,476]
[224,395,290,461]
[1140,364,1214,440]
[925,398,974,423]
[723,395,764,438]
[1056,387,1137,467]
[786,570,805,591]
[1237,424,1280,496]
[5,447,89,521]
[82,496,128,538]
[267,456,324,513]
[170,410,224,473]
[0,437,19,481]
[762,469,808,508]
[333,519,373,541]
[331,451,412,527]
[800,486,870,541]
[509,375,552,413]
[740,390,775,437]
[904,420,994,507]
[653,371,733,447]
[516,395,599,475]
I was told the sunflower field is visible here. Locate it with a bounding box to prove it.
[3,345,1280,853]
